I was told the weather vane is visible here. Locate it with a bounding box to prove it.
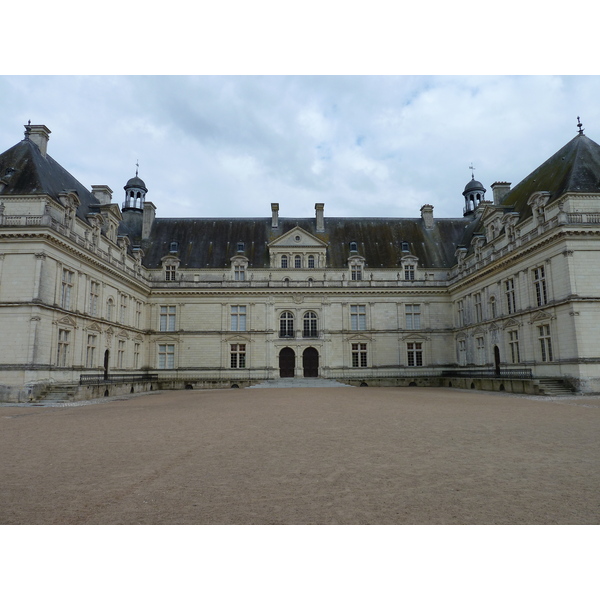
[135,159,139,177]
[577,116,585,136]
[469,163,475,179]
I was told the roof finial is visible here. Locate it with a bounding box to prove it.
[469,163,475,180]
[24,120,31,138]
[135,159,139,177]
[577,116,585,136]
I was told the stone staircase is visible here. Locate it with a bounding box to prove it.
[248,377,352,389]
[537,378,574,396]
[36,384,80,403]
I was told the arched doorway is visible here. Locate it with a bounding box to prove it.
[494,345,501,376]
[302,347,319,378]
[279,347,295,378]
[103,349,110,380]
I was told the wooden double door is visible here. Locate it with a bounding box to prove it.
[278,347,319,378]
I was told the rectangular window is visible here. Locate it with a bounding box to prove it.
[120,295,128,324]
[489,296,497,319]
[134,343,140,369]
[86,334,97,368]
[505,278,516,314]
[457,300,465,327]
[351,343,368,368]
[165,265,177,281]
[61,269,73,310]
[458,339,466,366]
[159,305,176,332]
[474,293,482,323]
[117,339,125,368]
[476,336,485,365]
[135,302,142,329]
[307,255,315,269]
[234,265,245,281]
[407,342,423,367]
[533,266,548,307]
[538,324,553,362]
[57,329,70,367]
[351,265,362,281]
[405,304,421,330]
[508,330,520,364]
[281,255,288,269]
[294,255,302,269]
[404,264,415,281]
[350,305,366,330]
[89,281,99,316]
[158,344,175,369]
[230,344,246,368]
[231,305,247,331]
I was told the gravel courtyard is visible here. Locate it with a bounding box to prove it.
[1,386,599,525]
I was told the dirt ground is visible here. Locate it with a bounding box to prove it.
[1,386,599,525]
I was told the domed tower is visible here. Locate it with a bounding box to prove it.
[122,163,147,212]
[462,166,486,216]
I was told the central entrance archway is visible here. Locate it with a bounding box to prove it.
[279,347,295,378]
[302,347,319,378]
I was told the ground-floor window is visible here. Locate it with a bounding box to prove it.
[57,329,70,367]
[158,344,175,369]
[475,336,485,365]
[457,339,467,366]
[508,330,520,363]
[351,343,368,367]
[407,342,423,367]
[230,344,246,368]
[117,339,126,368]
[86,334,97,368]
[538,324,553,362]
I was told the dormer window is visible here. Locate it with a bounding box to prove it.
[165,264,177,281]
[351,264,362,281]
[234,265,245,281]
[237,242,245,253]
[170,242,178,253]
[401,242,409,252]
[404,264,415,281]
[350,241,358,253]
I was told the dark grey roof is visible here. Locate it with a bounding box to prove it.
[499,133,600,222]
[463,177,485,194]
[141,216,473,270]
[0,137,99,222]
[125,176,147,191]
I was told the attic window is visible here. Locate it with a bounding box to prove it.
[401,242,409,252]
[170,242,178,253]
[350,242,358,253]
[237,242,245,253]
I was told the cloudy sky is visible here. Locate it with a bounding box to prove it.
[1,4,599,224]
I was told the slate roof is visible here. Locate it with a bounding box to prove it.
[141,216,474,269]
[498,133,600,222]
[0,137,99,222]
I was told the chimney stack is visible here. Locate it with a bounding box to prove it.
[315,203,325,232]
[26,124,51,158]
[420,204,434,229]
[91,185,113,205]
[271,203,279,228]
[491,182,511,205]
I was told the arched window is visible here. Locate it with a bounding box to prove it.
[294,255,302,269]
[307,255,315,269]
[350,241,358,253]
[489,296,497,319]
[303,311,318,338]
[279,311,294,338]
[170,242,178,253]
[281,255,288,269]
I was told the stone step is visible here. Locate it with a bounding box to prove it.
[537,379,574,396]
[248,378,352,389]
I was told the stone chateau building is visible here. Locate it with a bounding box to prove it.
[1,121,599,402]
